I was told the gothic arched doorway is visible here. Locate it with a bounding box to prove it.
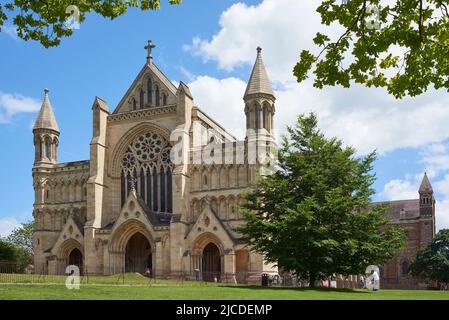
[125,232,152,274]
[68,248,83,275]
[202,243,221,282]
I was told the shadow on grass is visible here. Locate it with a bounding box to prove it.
[219,285,372,294]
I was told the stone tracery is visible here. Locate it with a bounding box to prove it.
[120,132,173,213]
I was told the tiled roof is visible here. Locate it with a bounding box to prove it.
[419,173,433,193]
[33,89,59,132]
[244,47,274,99]
[369,199,420,221]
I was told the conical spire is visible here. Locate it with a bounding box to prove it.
[244,47,274,99]
[419,172,433,193]
[33,88,59,132]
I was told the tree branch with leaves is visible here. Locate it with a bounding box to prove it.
[294,0,449,99]
[0,0,182,48]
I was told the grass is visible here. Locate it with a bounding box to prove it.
[0,274,448,300]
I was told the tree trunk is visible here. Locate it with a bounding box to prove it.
[309,273,316,288]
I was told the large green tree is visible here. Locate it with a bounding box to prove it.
[0,0,182,47]
[6,221,34,260]
[294,0,449,98]
[0,239,29,266]
[409,229,449,286]
[238,113,406,287]
[0,221,34,266]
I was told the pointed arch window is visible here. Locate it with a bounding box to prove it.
[126,172,132,195]
[146,168,152,209]
[401,260,409,275]
[263,106,267,129]
[140,168,145,201]
[155,86,160,106]
[120,171,126,207]
[153,172,158,211]
[167,168,172,213]
[38,137,42,160]
[163,93,167,105]
[160,170,166,212]
[139,89,144,108]
[120,133,172,213]
[132,98,137,111]
[255,106,260,130]
[45,137,51,159]
[147,79,153,105]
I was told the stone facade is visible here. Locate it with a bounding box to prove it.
[32,43,436,288]
[375,174,436,289]
[32,44,276,281]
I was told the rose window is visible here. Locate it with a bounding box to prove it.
[120,132,173,214]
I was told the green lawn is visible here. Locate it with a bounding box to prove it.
[1,284,448,300]
[0,273,447,300]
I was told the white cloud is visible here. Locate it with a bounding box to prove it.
[436,200,449,231]
[435,174,449,198]
[185,0,449,232]
[424,143,447,155]
[184,0,336,84]
[0,217,21,238]
[419,154,449,178]
[188,76,247,139]
[184,0,449,155]
[0,92,41,123]
[380,179,418,201]
[379,175,449,230]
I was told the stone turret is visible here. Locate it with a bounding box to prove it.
[33,88,60,164]
[244,47,275,135]
[419,172,434,217]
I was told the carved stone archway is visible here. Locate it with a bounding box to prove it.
[55,238,84,275]
[191,233,225,281]
[109,219,155,275]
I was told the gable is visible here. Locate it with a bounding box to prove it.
[185,196,237,248]
[110,190,170,236]
[113,62,178,114]
[51,215,84,256]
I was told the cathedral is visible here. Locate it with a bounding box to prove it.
[32,42,436,288]
[32,42,276,282]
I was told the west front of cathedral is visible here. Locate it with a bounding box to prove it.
[32,43,277,282]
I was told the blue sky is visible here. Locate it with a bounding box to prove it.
[1,0,449,236]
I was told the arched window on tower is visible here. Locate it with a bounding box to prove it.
[401,260,409,275]
[45,137,51,159]
[263,106,267,129]
[147,79,153,105]
[37,137,42,160]
[155,85,160,106]
[140,89,144,108]
[255,106,260,130]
